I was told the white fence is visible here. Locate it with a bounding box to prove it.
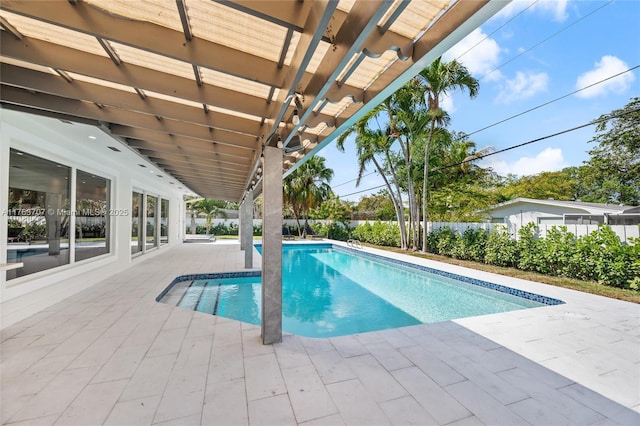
[426,222,639,244]
[187,218,639,244]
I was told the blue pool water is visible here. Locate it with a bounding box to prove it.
[159,244,562,337]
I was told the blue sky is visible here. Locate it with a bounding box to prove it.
[319,0,639,201]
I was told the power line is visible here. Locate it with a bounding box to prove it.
[466,65,639,137]
[337,184,387,199]
[332,171,376,188]
[433,107,639,172]
[478,0,613,82]
[337,107,638,198]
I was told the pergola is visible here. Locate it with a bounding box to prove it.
[0,0,507,343]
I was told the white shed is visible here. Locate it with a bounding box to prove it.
[482,198,639,227]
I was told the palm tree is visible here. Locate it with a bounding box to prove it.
[284,156,334,237]
[417,57,479,251]
[192,198,228,235]
[336,103,411,249]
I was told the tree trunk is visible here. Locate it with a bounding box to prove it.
[373,156,407,250]
[422,121,436,252]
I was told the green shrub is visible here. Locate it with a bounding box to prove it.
[351,222,400,247]
[484,227,519,267]
[426,223,639,290]
[517,223,546,273]
[539,226,577,276]
[450,228,487,262]
[311,222,351,241]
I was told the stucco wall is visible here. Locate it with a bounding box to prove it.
[1,109,189,328]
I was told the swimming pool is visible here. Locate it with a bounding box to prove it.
[157,244,563,337]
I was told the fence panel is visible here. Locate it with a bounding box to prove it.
[426,222,638,244]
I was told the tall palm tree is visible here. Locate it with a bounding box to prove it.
[336,103,410,249]
[192,198,228,235]
[417,57,479,251]
[284,156,334,237]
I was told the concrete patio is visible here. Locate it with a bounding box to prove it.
[1,240,638,425]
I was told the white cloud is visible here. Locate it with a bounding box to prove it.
[494,0,569,23]
[575,55,635,99]
[443,28,503,82]
[496,71,549,104]
[440,95,455,114]
[483,148,568,176]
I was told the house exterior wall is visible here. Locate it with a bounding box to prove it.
[1,109,189,328]
[486,203,592,227]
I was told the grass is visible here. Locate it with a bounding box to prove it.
[373,244,640,304]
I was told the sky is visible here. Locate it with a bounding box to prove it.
[318,0,640,202]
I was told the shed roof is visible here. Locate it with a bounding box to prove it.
[486,198,637,215]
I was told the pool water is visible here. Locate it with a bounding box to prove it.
[160,244,560,337]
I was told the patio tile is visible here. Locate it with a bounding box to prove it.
[329,335,369,358]
[392,366,471,425]
[174,336,213,368]
[308,349,356,385]
[1,344,57,379]
[162,307,194,331]
[2,414,60,426]
[298,413,345,426]
[399,344,466,387]
[299,336,335,354]
[326,379,390,425]
[363,341,413,371]
[104,395,161,426]
[152,363,208,423]
[498,366,606,425]
[274,335,313,370]
[443,354,530,405]
[558,383,640,425]
[345,354,407,403]
[379,395,437,425]
[247,394,296,426]
[64,334,128,370]
[202,377,248,426]
[53,379,128,425]
[147,327,187,358]
[120,353,177,401]
[244,352,286,401]
[8,366,99,423]
[446,415,487,426]
[45,328,104,358]
[184,314,217,339]
[91,344,149,383]
[444,380,529,426]
[153,413,202,426]
[208,342,244,383]
[282,364,338,423]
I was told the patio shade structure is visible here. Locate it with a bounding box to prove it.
[0,0,507,202]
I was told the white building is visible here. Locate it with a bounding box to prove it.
[483,197,640,227]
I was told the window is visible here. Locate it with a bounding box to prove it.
[6,149,71,280]
[75,170,111,262]
[131,192,144,254]
[160,199,169,245]
[564,214,604,225]
[146,195,157,250]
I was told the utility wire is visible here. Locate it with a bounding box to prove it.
[332,171,376,188]
[337,107,638,198]
[465,65,639,137]
[433,107,639,172]
[477,0,613,81]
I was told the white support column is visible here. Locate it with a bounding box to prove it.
[242,189,254,269]
[261,146,282,344]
